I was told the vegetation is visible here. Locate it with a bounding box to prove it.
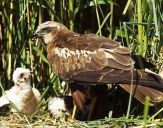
[0,0,163,127]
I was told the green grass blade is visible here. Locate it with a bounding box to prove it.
[33,46,49,64]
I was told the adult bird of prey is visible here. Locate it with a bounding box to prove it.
[33,21,163,117]
[0,68,41,115]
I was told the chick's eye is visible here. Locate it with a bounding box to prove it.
[19,73,24,78]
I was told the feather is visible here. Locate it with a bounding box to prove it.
[120,84,163,106]
[48,97,71,118]
[104,49,131,67]
[0,95,10,107]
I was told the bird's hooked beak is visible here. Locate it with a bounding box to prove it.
[32,31,40,41]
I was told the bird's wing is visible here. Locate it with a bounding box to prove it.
[48,33,133,83]
[32,88,41,103]
[0,96,10,107]
[0,91,10,107]
[120,84,163,106]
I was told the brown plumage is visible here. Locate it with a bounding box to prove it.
[33,21,163,109]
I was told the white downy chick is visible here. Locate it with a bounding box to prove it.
[0,68,41,115]
[48,97,71,118]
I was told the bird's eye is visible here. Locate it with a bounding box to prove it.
[42,27,51,33]
[19,73,24,78]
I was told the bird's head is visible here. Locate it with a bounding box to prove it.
[13,68,31,86]
[33,21,68,45]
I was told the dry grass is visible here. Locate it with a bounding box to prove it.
[0,111,163,128]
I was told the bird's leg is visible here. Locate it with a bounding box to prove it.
[71,103,77,120]
[87,96,97,121]
[70,84,86,120]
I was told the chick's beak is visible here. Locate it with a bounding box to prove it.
[24,73,31,81]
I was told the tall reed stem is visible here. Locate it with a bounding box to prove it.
[137,0,143,56]
[69,0,74,31]
[7,0,13,83]
[109,1,113,39]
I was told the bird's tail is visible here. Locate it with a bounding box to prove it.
[133,69,163,90]
[120,84,163,106]
[120,69,163,105]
